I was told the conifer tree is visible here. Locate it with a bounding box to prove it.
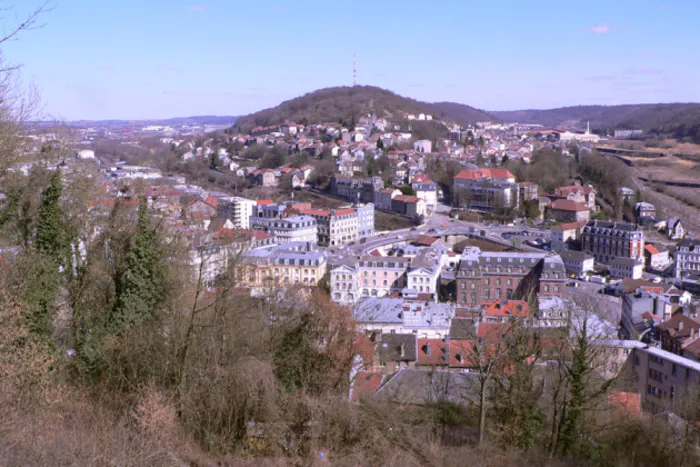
[36,168,68,264]
[111,198,166,332]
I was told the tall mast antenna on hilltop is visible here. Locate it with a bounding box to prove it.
[353,54,357,87]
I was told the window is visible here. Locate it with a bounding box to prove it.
[484,289,490,300]
[672,363,677,377]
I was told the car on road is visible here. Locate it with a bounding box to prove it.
[360,238,367,244]
[410,227,417,231]
[428,228,437,233]
[502,234,511,239]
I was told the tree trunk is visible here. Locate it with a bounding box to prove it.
[479,380,488,446]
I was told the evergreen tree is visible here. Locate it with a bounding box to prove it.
[36,168,69,265]
[110,198,166,332]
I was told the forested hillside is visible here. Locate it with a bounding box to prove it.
[493,103,700,141]
[233,86,496,132]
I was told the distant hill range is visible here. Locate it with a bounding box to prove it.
[492,104,700,141]
[233,86,495,132]
[34,115,238,129]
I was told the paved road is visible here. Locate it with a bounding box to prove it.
[327,203,547,264]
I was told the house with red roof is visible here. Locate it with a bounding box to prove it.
[482,300,531,323]
[546,199,590,223]
[644,243,670,270]
[452,168,520,211]
[184,195,218,221]
[410,173,438,206]
[548,185,596,210]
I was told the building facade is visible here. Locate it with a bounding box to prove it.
[217,196,256,229]
[675,238,700,279]
[355,203,375,237]
[581,220,645,264]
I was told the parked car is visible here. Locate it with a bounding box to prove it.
[360,238,367,244]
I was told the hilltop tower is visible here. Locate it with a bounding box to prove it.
[353,54,357,87]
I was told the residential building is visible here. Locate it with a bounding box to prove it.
[391,195,427,220]
[657,314,700,357]
[411,174,438,207]
[330,262,360,305]
[581,220,645,264]
[453,168,519,211]
[184,195,218,220]
[518,182,539,202]
[371,333,418,374]
[217,196,256,229]
[357,256,411,298]
[634,202,656,219]
[559,250,595,276]
[645,244,670,270]
[355,203,375,237]
[413,140,432,153]
[482,299,531,323]
[374,188,401,211]
[301,208,359,246]
[610,258,645,280]
[546,199,590,223]
[353,297,454,338]
[600,340,700,414]
[455,247,566,317]
[548,185,596,210]
[238,242,327,294]
[675,238,700,279]
[550,221,585,252]
[667,218,685,240]
[264,215,318,244]
[362,177,384,203]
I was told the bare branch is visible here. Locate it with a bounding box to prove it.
[0,2,52,46]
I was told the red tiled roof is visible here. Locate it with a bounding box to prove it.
[549,199,589,212]
[454,168,515,181]
[257,199,274,205]
[477,322,512,341]
[393,195,420,203]
[551,221,587,232]
[300,208,331,217]
[333,208,356,216]
[449,339,476,368]
[368,249,383,257]
[483,300,531,318]
[351,371,383,401]
[415,235,439,246]
[553,185,593,196]
[645,244,660,255]
[417,338,448,366]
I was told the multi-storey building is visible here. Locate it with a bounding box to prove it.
[674,238,700,279]
[301,208,359,246]
[452,168,520,211]
[411,174,438,207]
[354,203,375,237]
[455,247,567,317]
[599,340,700,414]
[548,185,596,210]
[238,242,327,294]
[263,215,318,244]
[357,256,411,298]
[581,220,644,264]
[217,196,256,229]
[353,297,454,338]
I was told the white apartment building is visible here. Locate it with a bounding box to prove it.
[301,208,359,246]
[558,250,595,276]
[265,215,318,245]
[610,258,645,280]
[217,196,256,229]
[675,238,700,279]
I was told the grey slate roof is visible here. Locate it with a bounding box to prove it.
[377,333,417,362]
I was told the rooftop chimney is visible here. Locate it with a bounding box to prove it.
[679,321,684,332]
[425,344,431,356]
[400,343,406,358]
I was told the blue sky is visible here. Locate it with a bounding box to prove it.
[4,0,698,120]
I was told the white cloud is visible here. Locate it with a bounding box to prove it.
[187,5,208,13]
[589,24,610,34]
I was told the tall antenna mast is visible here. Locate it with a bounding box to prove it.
[353,54,357,87]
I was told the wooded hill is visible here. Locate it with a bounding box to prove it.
[493,103,700,142]
[233,86,496,133]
